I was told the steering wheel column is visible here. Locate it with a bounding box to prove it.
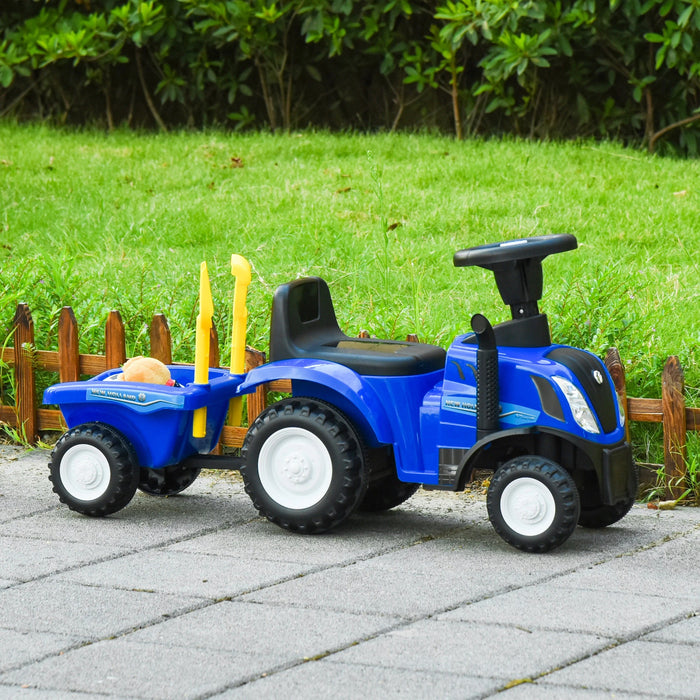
[454,234,578,348]
[454,234,577,320]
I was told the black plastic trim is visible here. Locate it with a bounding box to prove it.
[180,454,244,471]
[445,426,635,506]
[531,374,565,422]
[462,314,551,348]
[547,347,617,433]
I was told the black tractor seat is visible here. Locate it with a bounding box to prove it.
[269,277,446,377]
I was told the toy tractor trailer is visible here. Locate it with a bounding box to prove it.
[45,234,637,553]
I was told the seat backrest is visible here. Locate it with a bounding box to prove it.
[270,276,447,376]
[269,277,346,362]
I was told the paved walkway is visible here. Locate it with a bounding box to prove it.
[0,444,698,699]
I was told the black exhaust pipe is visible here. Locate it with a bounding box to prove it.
[471,314,500,441]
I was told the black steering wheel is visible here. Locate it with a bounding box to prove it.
[453,233,577,269]
[453,234,578,321]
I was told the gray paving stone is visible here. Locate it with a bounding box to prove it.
[544,528,700,601]
[0,686,128,699]
[2,447,700,700]
[0,639,272,700]
[165,513,465,566]
[0,446,48,482]
[212,658,502,699]
[541,639,700,698]
[0,448,59,520]
[330,619,611,680]
[127,599,400,659]
[642,614,700,645]
[0,535,128,581]
[0,499,58,522]
[0,448,58,511]
[55,549,314,598]
[0,628,79,673]
[238,509,700,621]
[353,506,700,577]
[0,445,25,459]
[328,529,597,587]
[438,582,698,639]
[0,579,202,638]
[497,682,645,698]
[239,556,488,618]
[0,490,258,548]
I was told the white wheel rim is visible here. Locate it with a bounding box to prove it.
[500,477,556,537]
[60,444,111,501]
[258,427,333,510]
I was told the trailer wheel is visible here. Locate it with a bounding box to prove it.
[241,398,368,534]
[48,423,139,517]
[487,456,580,553]
[139,464,201,496]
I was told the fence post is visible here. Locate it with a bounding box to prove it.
[662,355,687,498]
[605,347,630,444]
[209,324,220,368]
[149,314,172,364]
[245,348,267,423]
[58,307,80,383]
[105,310,126,369]
[13,303,37,442]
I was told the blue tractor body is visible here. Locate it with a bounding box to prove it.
[239,332,632,504]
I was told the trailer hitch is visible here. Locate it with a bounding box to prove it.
[179,453,245,471]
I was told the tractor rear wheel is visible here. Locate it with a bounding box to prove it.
[241,398,368,534]
[359,473,419,512]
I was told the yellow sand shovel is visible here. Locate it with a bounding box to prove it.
[228,254,251,426]
[192,261,214,438]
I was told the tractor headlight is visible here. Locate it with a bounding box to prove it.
[616,391,626,427]
[552,376,600,434]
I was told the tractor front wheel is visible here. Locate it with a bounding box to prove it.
[577,464,638,528]
[487,456,580,553]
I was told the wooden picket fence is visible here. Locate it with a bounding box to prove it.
[1,303,698,494]
[604,348,698,498]
[0,304,272,450]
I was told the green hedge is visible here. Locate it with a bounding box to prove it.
[2,1,700,153]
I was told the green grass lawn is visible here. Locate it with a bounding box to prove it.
[1,123,698,464]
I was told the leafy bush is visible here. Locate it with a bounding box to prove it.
[1,1,700,151]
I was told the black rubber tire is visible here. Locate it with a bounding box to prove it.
[487,455,581,553]
[48,422,139,517]
[578,465,638,528]
[578,498,635,528]
[241,398,368,534]
[139,464,201,496]
[359,473,420,512]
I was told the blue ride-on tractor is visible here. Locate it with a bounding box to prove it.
[45,234,637,553]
